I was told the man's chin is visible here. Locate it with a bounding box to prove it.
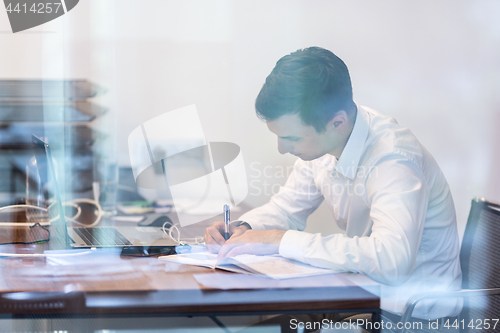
[294,154,311,161]
[293,153,326,161]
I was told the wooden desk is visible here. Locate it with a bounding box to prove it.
[0,244,379,331]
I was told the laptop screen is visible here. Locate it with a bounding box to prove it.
[31,134,69,249]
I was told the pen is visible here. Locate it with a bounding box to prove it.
[223,204,230,241]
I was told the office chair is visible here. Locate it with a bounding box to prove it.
[398,197,500,333]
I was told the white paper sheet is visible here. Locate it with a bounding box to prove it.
[193,272,353,290]
[160,251,334,279]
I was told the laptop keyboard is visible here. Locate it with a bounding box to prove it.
[73,227,132,246]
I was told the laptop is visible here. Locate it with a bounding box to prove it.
[31,135,179,249]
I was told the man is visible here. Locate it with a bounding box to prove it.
[205,47,462,323]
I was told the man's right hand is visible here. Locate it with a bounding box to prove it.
[204,221,250,253]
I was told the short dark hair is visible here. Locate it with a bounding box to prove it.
[255,47,355,132]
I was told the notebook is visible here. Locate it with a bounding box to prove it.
[159,251,333,280]
[31,135,178,248]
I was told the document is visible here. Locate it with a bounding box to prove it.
[193,272,353,290]
[159,252,333,279]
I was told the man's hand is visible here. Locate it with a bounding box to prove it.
[217,229,287,259]
[204,221,250,253]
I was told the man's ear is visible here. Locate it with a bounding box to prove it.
[327,110,348,130]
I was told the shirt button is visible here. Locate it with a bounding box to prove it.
[335,207,339,213]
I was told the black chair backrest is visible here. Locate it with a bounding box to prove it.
[460,197,500,332]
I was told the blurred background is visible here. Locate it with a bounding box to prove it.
[0,0,499,241]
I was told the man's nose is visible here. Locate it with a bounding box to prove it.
[277,139,291,155]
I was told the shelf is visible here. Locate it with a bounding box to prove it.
[0,123,104,150]
[0,80,105,99]
[0,100,107,123]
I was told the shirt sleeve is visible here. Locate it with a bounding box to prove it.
[238,159,324,231]
[279,154,429,286]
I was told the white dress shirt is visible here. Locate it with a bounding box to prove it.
[239,105,462,319]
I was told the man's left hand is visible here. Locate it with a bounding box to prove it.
[217,229,287,259]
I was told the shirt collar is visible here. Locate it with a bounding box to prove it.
[334,104,370,180]
[314,153,337,172]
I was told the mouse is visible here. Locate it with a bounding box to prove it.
[138,215,173,228]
